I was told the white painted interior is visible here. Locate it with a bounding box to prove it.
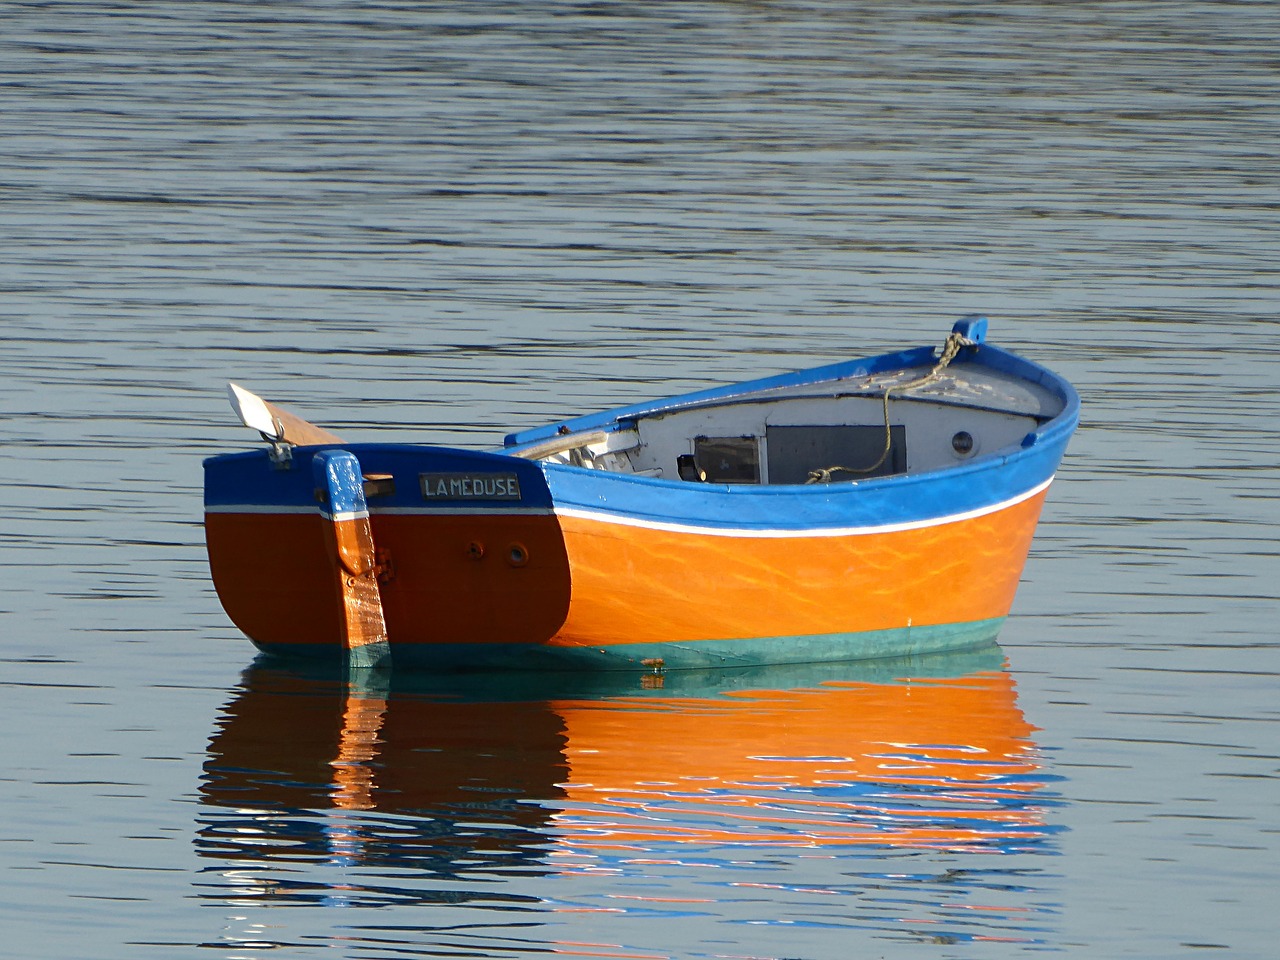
[535,366,1062,485]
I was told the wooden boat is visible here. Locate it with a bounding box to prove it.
[203,316,1078,670]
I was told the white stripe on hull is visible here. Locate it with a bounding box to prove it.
[205,477,1052,538]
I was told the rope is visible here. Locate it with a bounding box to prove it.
[805,330,975,484]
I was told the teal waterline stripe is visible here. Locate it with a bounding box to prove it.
[255,618,1007,673]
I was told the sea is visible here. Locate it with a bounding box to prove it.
[1,2,1276,958]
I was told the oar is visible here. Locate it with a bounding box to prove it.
[227,382,345,446]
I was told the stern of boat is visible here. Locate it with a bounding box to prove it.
[203,444,572,662]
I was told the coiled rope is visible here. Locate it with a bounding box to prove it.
[805,330,975,484]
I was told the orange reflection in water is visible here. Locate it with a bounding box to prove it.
[199,644,1055,878]
[549,668,1046,856]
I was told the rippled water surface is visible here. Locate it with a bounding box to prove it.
[2,2,1276,958]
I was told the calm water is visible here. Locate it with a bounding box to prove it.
[2,2,1276,957]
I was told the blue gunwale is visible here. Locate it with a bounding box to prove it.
[539,441,1064,533]
[204,328,1078,534]
[501,336,1078,451]
[511,337,1078,532]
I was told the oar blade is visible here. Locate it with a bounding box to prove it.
[227,382,345,446]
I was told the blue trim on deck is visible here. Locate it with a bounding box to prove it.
[499,325,1079,456]
[498,334,1079,532]
[539,427,1066,532]
[205,443,557,512]
[205,328,1078,535]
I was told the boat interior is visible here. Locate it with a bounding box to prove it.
[518,362,1064,485]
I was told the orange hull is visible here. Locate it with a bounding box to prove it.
[205,510,573,648]
[205,487,1045,664]
[551,488,1048,648]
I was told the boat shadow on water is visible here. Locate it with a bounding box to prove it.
[195,637,1066,911]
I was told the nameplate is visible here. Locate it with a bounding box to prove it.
[420,472,522,501]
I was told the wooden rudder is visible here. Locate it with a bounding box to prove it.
[312,449,390,669]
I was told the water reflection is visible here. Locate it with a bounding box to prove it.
[198,667,563,908]
[198,643,1062,926]
[551,655,1056,861]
